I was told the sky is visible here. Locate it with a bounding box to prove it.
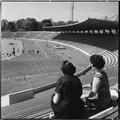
[2,2,118,22]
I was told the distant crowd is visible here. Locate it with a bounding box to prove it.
[5,47,43,57]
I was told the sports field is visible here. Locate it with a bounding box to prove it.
[1,37,118,119]
[1,39,90,96]
[1,38,118,96]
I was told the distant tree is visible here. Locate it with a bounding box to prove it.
[42,23,53,27]
[52,21,56,26]
[38,22,43,31]
[24,18,39,31]
[41,19,53,28]
[16,19,26,31]
[54,21,67,26]
[7,21,16,31]
[1,19,8,31]
[67,20,78,24]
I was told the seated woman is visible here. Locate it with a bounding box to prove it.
[84,54,112,111]
[50,60,92,119]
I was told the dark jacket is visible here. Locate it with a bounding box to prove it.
[51,75,85,119]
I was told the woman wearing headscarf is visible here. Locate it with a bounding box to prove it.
[51,60,92,119]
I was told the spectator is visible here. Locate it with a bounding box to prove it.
[51,60,92,119]
[84,54,111,111]
[12,47,15,56]
[22,50,24,54]
[37,50,39,54]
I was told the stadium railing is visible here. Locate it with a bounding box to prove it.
[1,65,91,106]
[89,106,118,119]
[37,106,118,119]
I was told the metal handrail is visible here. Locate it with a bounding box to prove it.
[33,65,92,95]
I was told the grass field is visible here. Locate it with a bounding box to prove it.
[1,40,90,96]
[1,39,118,96]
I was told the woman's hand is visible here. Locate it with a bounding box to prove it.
[53,92,61,104]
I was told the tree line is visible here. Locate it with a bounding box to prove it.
[1,18,78,32]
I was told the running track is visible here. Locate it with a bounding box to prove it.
[1,39,118,119]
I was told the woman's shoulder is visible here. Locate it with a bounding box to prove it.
[57,75,69,83]
[58,75,68,79]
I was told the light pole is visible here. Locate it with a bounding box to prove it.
[70,1,74,22]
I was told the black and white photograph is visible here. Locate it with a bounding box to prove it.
[1,1,119,119]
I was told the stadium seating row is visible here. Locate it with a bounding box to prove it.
[2,31,59,40]
[1,31,118,120]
